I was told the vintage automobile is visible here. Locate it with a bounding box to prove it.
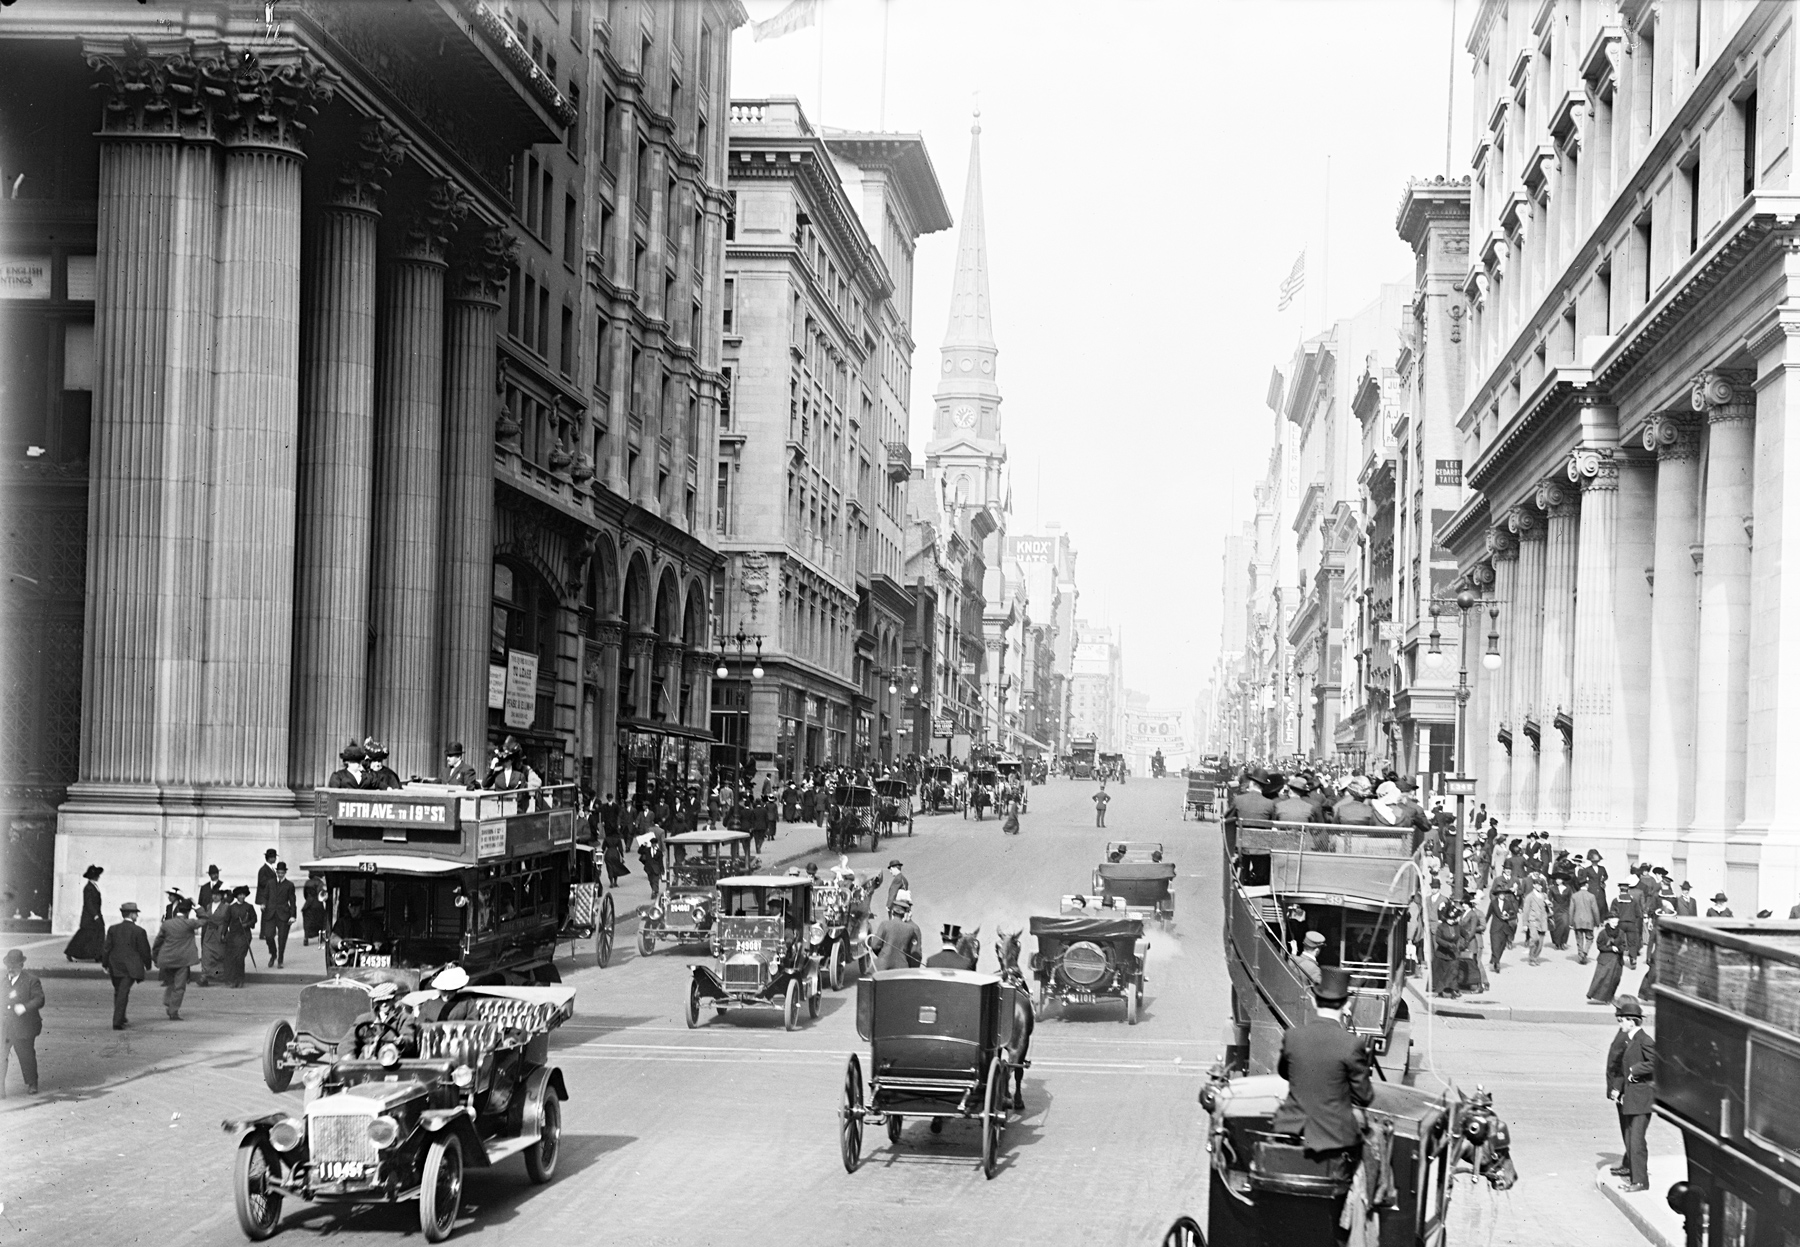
[1173,1066,1515,1247]
[1069,737,1097,780]
[1091,841,1176,928]
[811,871,877,990]
[827,782,880,853]
[636,829,756,957]
[838,969,1025,1180]
[261,783,603,1093]
[923,764,963,814]
[873,777,914,838]
[227,985,576,1243]
[1029,911,1148,1024]
[686,876,823,1030]
[1183,772,1215,821]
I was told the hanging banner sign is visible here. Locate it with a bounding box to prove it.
[1435,459,1463,487]
[504,650,538,729]
[488,664,508,710]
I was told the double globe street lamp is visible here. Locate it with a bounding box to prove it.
[715,627,763,791]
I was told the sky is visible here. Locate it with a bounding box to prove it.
[730,0,1474,712]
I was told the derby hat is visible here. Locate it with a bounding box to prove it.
[1614,994,1644,1020]
[82,864,103,880]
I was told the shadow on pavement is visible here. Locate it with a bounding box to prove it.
[464,1133,639,1227]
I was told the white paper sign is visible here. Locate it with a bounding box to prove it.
[504,650,538,729]
[0,257,52,300]
[488,664,507,710]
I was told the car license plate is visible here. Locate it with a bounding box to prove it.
[318,1161,368,1182]
[361,955,390,968]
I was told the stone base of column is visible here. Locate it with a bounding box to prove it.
[55,786,311,933]
[1680,836,1729,905]
[1556,823,1635,864]
[1739,833,1800,917]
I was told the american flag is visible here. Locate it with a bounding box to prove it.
[1277,251,1306,311]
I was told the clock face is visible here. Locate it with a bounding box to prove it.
[952,404,977,429]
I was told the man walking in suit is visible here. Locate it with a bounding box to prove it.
[2,948,44,1096]
[1611,882,1643,970]
[883,861,909,914]
[1606,994,1655,1191]
[263,863,297,969]
[254,849,278,908]
[102,902,153,1029]
[1272,967,1375,1157]
[867,893,922,970]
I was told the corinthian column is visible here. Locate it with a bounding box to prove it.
[1567,443,1620,839]
[595,618,624,797]
[199,52,333,791]
[1535,480,1579,837]
[289,120,405,801]
[1686,369,1757,896]
[1508,506,1546,834]
[1485,527,1519,824]
[437,225,516,760]
[1640,413,1703,861]
[367,181,467,774]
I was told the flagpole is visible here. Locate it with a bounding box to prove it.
[815,0,826,128]
[879,0,891,130]
[1320,154,1331,336]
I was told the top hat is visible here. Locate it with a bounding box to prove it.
[1313,966,1353,1007]
[1614,994,1644,1020]
[940,923,963,943]
[82,864,103,880]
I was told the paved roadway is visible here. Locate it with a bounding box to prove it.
[0,778,1666,1246]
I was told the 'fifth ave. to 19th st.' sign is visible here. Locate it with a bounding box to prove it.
[329,796,452,827]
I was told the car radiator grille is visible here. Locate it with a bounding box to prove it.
[310,1116,377,1166]
[723,961,764,989]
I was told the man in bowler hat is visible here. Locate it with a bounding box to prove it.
[102,902,153,1029]
[1271,967,1375,1157]
[1606,994,1656,1191]
[3,948,43,1095]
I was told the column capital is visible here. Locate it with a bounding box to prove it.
[1486,525,1519,562]
[1643,412,1702,460]
[85,36,233,139]
[216,48,335,152]
[1535,477,1577,517]
[1691,367,1756,423]
[594,617,625,648]
[325,118,408,213]
[393,179,470,264]
[450,226,519,304]
[1507,504,1544,540]
[1567,446,1619,492]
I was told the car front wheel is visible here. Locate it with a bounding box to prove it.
[233,1134,283,1241]
[783,978,800,1031]
[419,1134,463,1243]
[261,1019,294,1094]
[636,926,654,958]
[685,978,703,1029]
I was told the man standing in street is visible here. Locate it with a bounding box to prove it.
[1520,879,1551,966]
[1488,875,1520,973]
[102,901,152,1029]
[1611,882,1643,970]
[255,848,278,908]
[1092,784,1111,828]
[152,898,203,1020]
[883,860,909,914]
[1570,882,1602,964]
[263,863,297,969]
[1674,881,1698,917]
[2,948,43,1096]
[868,893,922,970]
[1606,994,1655,1192]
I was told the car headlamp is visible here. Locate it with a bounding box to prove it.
[366,1116,400,1147]
[451,1065,475,1089]
[377,1041,401,1068]
[809,923,825,946]
[269,1118,304,1151]
[650,906,664,921]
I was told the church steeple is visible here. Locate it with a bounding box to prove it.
[930,113,1002,446]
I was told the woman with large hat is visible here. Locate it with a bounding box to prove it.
[63,864,106,962]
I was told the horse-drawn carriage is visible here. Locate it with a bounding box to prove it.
[227,984,577,1242]
[1092,841,1176,928]
[1028,912,1148,1024]
[874,776,914,839]
[995,758,1028,813]
[1183,772,1216,821]
[827,782,881,852]
[964,766,999,820]
[837,969,1030,1180]
[921,763,960,814]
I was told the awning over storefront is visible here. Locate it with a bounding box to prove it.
[1006,728,1054,752]
[617,716,717,744]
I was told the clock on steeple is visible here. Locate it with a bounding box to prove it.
[952,404,977,429]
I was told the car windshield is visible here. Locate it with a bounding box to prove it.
[718,885,804,927]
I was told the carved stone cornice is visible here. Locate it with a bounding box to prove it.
[326,118,409,213]
[1567,446,1619,492]
[1507,504,1544,541]
[1485,525,1519,562]
[450,225,518,303]
[393,179,470,264]
[1691,368,1755,424]
[1642,412,1701,462]
[1535,478,1576,518]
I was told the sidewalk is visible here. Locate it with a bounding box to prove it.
[1406,934,1658,1025]
[1596,1157,1684,1247]
[3,820,841,985]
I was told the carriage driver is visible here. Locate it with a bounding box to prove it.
[1269,966,1374,1160]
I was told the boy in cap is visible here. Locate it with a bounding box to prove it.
[1294,929,1326,987]
[101,901,152,1029]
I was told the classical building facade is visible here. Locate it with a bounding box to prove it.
[716,98,944,782]
[0,0,745,929]
[1439,0,1800,911]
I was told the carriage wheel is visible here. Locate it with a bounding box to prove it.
[828,941,847,992]
[839,1054,864,1173]
[981,1056,1006,1180]
[885,1113,903,1146]
[808,974,822,1019]
[1161,1216,1205,1247]
[419,1133,463,1243]
[596,895,615,969]
[783,978,800,1032]
[261,1019,295,1094]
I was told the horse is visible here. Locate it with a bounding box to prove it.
[971,786,992,820]
[994,925,1034,1111]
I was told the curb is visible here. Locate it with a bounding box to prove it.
[1404,981,1648,1026]
[1595,1161,1683,1247]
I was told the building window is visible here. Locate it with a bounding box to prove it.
[537,284,551,356]
[599,205,613,271]
[686,393,699,451]
[1741,89,1758,197]
[563,194,578,267]
[567,83,580,154]
[1683,156,1700,254]
[524,156,541,234]
[560,305,575,377]
[716,461,731,532]
[722,277,734,334]
[540,167,554,238]
[595,316,611,391]
[635,141,652,215]
[724,191,736,241]
[507,264,523,338]
[602,96,618,172]
[719,366,733,428]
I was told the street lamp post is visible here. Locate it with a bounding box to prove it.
[1422,588,1503,899]
[714,627,763,792]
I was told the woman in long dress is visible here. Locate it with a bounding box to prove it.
[64,865,106,961]
[1587,918,1624,1004]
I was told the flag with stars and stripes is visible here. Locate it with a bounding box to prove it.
[1277,251,1306,311]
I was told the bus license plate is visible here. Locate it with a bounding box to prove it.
[361,955,389,968]
[318,1162,367,1182]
